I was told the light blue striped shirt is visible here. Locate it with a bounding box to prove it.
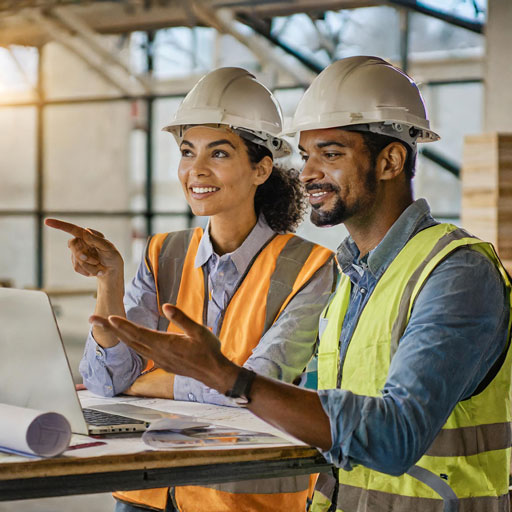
[80,215,334,405]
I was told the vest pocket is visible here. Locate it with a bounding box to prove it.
[317,351,339,389]
[341,337,391,395]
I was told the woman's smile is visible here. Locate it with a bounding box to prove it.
[189,185,221,199]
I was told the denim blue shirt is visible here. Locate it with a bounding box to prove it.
[318,199,510,475]
[80,215,334,404]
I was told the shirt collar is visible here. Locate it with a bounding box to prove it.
[336,198,438,278]
[194,214,275,274]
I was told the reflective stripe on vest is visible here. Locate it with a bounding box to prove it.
[333,483,510,512]
[116,228,333,511]
[200,474,310,493]
[314,224,512,512]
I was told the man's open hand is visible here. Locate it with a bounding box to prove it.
[90,304,237,393]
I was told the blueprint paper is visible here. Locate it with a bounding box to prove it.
[0,403,71,457]
[79,391,307,447]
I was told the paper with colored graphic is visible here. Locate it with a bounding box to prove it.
[142,417,290,449]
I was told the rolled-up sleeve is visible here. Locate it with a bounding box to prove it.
[80,337,143,397]
[79,260,159,396]
[318,248,509,475]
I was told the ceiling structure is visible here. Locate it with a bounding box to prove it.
[0,0,380,47]
[0,0,484,180]
[0,0,484,48]
[0,0,487,288]
[0,0,483,113]
[0,0,486,100]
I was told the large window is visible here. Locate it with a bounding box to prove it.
[0,13,485,379]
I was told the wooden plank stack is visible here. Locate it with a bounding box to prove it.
[462,133,512,273]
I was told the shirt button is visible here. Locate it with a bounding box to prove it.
[188,393,196,402]
[360,287,367,294]
[95,348,102,357]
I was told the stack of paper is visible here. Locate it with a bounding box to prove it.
[142,417,291,450]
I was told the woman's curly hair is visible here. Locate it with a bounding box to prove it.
[243,139,307,233]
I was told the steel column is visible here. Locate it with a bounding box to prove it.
[35,45,45,289]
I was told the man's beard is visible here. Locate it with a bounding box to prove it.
[308,166,377,227]
[310,194,351,227]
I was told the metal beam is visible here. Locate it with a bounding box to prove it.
[22,9,134,95]
[407,49,483,85]
[191,1,313,86]
[420,147,460,177]
[145,30,154,237]
[51,6,153,94]
[399,8,410,73]
[236,12,324,74]
[35,44,44,289]
[387,0,484,34]
[306,13,336,59]
[0,210,192,217]
[0,454,330,501]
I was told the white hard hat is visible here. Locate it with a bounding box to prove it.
[163,67,291,158]
[285,56,439,150]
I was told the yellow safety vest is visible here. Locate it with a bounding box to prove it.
[312,224,512,512]
[115,227,333,511]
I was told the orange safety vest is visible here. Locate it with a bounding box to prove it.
[115,227,333,511]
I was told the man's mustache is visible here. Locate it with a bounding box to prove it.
[305,183,340,194]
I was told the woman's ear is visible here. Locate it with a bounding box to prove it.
[377,142,408,181]
[254,155,274,185]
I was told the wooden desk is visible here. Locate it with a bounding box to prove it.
[0,393,332,501]
[0,441,330,501]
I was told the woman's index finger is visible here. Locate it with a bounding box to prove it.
[45,218,86,238]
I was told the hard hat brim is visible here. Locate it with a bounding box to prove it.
[162,122,293,159]
[283,109,440,143]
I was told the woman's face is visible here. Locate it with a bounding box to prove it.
[178,126,270,219]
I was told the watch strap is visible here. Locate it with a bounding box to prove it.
[224,368,256,404]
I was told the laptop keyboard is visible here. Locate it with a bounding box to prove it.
[83,408,146,426]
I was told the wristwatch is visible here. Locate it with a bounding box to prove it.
[224,368,257,406]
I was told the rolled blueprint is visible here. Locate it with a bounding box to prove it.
[0,403,71,457]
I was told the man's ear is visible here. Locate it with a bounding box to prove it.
[254,155,273,185]
[377,142,408,181]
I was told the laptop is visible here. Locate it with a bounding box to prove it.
[0,287,167,435]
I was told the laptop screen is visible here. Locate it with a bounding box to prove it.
[0,287,89,434]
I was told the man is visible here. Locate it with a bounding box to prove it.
[92,56,512,512]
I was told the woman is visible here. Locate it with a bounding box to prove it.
[46,67,333,512]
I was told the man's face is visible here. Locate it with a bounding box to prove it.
[298,128,377,227]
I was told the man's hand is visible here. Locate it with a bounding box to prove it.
[90,304,239,393]
[91,304,332,450]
